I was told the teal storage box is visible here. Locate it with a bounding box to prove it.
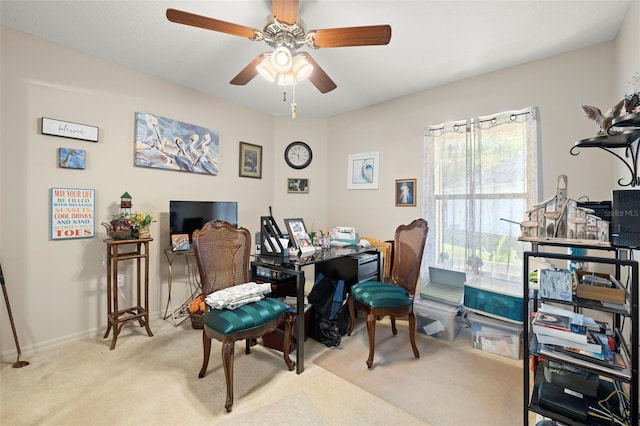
[463,276,523,323]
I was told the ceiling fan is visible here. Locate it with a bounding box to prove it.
[166,0,392,94]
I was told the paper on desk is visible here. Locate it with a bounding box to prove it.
[263,237,283,253]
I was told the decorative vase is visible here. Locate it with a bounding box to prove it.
[138,225,151,239]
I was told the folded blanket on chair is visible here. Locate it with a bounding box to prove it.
[205,282,273,310]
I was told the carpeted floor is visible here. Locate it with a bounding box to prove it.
[0,317,424,426]
[314,320,524,426]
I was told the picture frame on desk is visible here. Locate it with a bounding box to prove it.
[284,218,314,253]
[171,233,190,251]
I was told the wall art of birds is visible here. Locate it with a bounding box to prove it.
[580,99,624,136]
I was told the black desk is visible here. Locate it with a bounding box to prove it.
[251,246,381,374]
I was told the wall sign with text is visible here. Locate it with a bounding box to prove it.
[42,117,99,142]
[50,187,96,240]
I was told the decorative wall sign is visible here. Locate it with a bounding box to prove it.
[42,117,99,142]
[347,152,379,189]
[395,178,417,206]
[134,112,219,175]
[58,148,86,169]
[50,188,96,240]
[287,178,309,193]
[239,141,262,178]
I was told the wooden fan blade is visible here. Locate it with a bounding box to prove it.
[301,54,337,94]
[272,0,299,25]
[166,8,259,39]
[311,25,392,48]
[230,54,268,86]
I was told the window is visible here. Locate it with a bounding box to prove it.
[422,107,539,282]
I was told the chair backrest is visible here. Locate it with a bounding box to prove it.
[192,220,251,296]
[390,219,429,296]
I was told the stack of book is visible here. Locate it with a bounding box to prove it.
[532,304,624,371]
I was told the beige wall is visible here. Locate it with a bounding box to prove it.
[1,0,638,358]
[327,41,620,240]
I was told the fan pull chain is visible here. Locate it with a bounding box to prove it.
[291,85,297,119]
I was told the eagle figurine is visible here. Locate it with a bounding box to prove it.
[580,99,624,136]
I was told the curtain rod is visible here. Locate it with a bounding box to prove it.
[477,110,530,125]
[427,110,531,134]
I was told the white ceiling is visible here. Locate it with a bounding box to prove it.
[0,0,631,118]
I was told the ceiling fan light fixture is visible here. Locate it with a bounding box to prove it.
[256,56,277,82]
[271,46,293,72]
[292,54,313,81]
[277,71,298,86]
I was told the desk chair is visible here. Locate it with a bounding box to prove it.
[347,219,428,368]
[192,221,295,412]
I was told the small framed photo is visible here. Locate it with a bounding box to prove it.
[287,178,309,193]
[171,233,190,252]
[284,218,314,253]
[58,148,86,169]
[239,141,262,179]
[395,178,417,207]
[347,152,379,189]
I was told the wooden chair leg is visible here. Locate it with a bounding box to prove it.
[347,296,356,336]
[391,316,398,335]
[365,310,377,369]
[245,339,251,355]
[282,315,295,371]
[198,331,211,378]
[222,340,235,412]
[408,312,420,358]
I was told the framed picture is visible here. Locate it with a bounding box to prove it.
[171,234,190,252]
[347,152,379,189]
[42,117,99,142]
[395,178,417,207]
[239,141,262,179]
[134,112,219,175]
[58,148,86,169]
[287,178,309,193]
[284,218,314,253]
[50,188,96,240]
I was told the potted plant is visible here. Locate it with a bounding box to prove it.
[131,211,155,238]
[102,213,135,240]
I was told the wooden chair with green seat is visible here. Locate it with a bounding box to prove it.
[192,220,295,412]
[347,218,429,368]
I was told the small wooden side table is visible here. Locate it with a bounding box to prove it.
[104,238,154,349]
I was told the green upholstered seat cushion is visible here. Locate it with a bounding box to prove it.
[203,297,289,335]
[351,281,411,309]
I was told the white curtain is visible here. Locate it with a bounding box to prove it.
[422,106,539,284]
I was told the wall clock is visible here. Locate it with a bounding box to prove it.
[284,141,312,169]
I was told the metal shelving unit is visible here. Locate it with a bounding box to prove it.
[523,245,638,425]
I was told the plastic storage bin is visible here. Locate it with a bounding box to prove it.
[470,312,523,360]
[413,297,461,341]
[464,275,523,323]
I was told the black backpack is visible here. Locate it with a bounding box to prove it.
[307,274,350,347]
